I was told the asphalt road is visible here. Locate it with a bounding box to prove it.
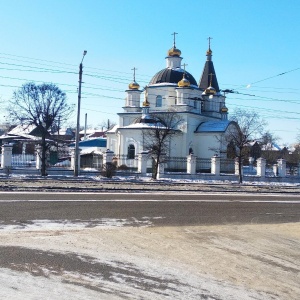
[0,192,300,226]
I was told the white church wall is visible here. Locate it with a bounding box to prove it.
[194,133,221,158]
[147,86,177,110]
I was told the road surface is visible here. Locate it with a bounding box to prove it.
[1,192,300,226]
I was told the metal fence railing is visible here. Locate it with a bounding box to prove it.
[114,154,139,171]
[164,156,187,173]
[220,158,235,174]
[11,154,36,167]
[196,158,211,173]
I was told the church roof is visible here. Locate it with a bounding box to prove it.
[150,68,197,86]
[195,120,232,133]
[198,60,220,92]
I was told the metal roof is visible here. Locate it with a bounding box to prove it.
[149,68,197,86]
[195,120,232,133]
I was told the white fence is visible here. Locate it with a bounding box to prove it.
[0,154,36,167]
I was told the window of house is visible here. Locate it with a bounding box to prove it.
[127,144,135,159]
[156,95,162,107]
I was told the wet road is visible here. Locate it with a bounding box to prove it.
[0,192,300,226]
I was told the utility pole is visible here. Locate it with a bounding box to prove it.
[74,50,87,177]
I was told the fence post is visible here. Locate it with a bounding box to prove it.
[157,154,166,179]
[103,149,114,164]
[211,155,220,175]
[277,159,286,177]
[70,147,81,171]
[273,164,278,176]
[138,151,148,175]
[256,157,266,177]
[1,144,13,168]
[35,145,42,170]
[234,158,241,176]
[187,154,196,175]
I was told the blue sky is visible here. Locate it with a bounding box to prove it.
[0,0,299,145]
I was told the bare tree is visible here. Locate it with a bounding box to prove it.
[98,119,117,131]
[224,108,266,183]
[142,110,183,179]
[260,131,280,165]
[8,82,74,176]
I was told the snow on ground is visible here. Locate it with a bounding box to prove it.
[0,223,281,300]
[1,221,300,299]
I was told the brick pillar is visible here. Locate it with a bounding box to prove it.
[103,149,114,164]
[187,154,197,175]
[234,158,241,175]
[35,145,42,170]
[70,148,81,171]
[1,144,13,168]
[277,159,286,177]
[273,164,278,176]
[138,151,148,175]
[157,154,166,179]
[211,155,220,175]
[256,157,266,177]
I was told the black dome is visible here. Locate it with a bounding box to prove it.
[149,68,197,86]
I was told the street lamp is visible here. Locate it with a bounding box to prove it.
[74,50,87,176]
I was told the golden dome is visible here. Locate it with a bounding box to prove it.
[168,46,181,57]
[128,81,140,90]
[204,85,216,95]
[206,48,212,55]
[178,74,190,87]
[143,98,150,107]
[221,106,228,113]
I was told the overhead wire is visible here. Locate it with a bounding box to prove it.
[0,52,300,126]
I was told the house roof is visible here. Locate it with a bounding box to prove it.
[69,138,107,148]
[8,124,37,135]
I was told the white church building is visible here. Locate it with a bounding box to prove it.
[106,37,238,161]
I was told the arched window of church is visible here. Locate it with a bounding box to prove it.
[127,144,135,159]
[194,100,197,109]
[156,95,162,107]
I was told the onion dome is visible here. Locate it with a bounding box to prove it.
[128,81,140,90]
[206,47,212,55]
[167,46,181,57]
[178,74,190,87]
[143,98,150,107]
[204,85,216,95]
[221,106,228,113]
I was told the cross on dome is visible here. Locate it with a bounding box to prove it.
[209,72,215,87]
[128,67,140,90]
[172,32,178,47]
[132,67,137,81]
[207,36,213,55]
[168,32,181,57]
[181,63,188,73]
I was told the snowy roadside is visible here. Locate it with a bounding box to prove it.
[0,173,299,193]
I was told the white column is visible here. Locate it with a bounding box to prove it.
[256,157,266,177]
[157,162,165,178]
[277,159,286,177]
[273,164,278,176]
[103,149,114,164]
[1,144,13,168]
[211,155,220,175]
[35,145,42,170]
[234,158,240,176]
[187,154,197,175]
[70,147,81,171]
[138,151,148,175]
